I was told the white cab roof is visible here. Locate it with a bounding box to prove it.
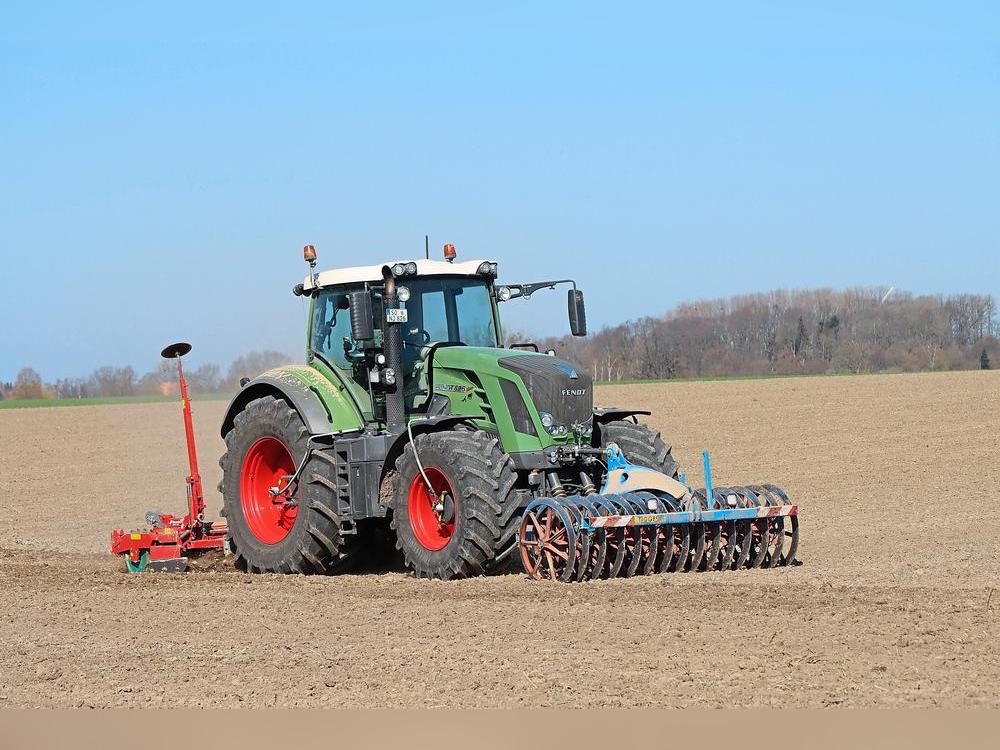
[305,258,495,290]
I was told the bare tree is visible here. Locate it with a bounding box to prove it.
[91,366,137,397]
[536,287,998,381]
[223,351,294,392]
[11,367,48,400]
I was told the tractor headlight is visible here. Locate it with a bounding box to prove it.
[539,411,568,437]
[497,286,512,302]
[391,262,418,278]
[478,261,498,278]
[397,286,411,303]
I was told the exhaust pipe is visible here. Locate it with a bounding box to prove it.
[381,266,406,432]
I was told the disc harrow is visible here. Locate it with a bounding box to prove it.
[518,447,799,582]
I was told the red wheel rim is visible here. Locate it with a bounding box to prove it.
[240,437,298,544]
[407,467,456,551]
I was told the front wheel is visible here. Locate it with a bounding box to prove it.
[599,419,680,479]
[389,431,517,579]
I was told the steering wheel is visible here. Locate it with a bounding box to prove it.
[342,336,364,361]
[405,329,432,347]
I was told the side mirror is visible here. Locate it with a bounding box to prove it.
[568,289,587,337]
[349,291,375,341]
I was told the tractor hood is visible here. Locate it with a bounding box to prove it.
[432,347,594,433]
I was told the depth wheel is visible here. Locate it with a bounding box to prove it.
[124,551,149,574]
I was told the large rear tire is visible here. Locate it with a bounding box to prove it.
[220,395,347,574]
[389,430,517,579]
[599,419,681,478]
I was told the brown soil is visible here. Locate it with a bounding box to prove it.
[1,370,998,707]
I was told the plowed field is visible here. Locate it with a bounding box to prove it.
[2,370,998,707]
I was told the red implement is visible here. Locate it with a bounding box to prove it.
[110,342,227,573]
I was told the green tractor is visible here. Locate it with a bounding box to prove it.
[219,244,679,579]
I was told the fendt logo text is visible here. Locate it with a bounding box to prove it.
[562,389,587,397]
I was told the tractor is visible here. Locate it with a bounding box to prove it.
[217,244,682,579]
[113,243,798,580]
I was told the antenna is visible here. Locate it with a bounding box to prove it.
[425,235,429,260]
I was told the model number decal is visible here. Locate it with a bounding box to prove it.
[436,384,473,394]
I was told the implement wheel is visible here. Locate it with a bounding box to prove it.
[124,551,149,574]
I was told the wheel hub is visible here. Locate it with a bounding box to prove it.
[408,468,456,551]
[240,437,299,544]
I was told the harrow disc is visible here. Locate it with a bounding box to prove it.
[651,497,675,574]
[590,496,621,579]
[622,494,649,578]
[665,498,691,573]
[601,495,636,578]
[701,489,727,571]
[569,498,602,582]
[519,500,577,582]
[727,488,755,569]
[748,485,783,568]
[752,484,799,566]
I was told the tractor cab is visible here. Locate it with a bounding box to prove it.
[296,246,588,427]
[302,257,504,417]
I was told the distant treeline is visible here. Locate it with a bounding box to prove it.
[3,288,997,401]
[533,288,997,380]
[0,351,292,401]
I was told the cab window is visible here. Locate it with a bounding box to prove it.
[311,290,355,370]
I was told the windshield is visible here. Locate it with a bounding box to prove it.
[401,277,499,349]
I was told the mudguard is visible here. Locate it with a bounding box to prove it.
[220,365,365,437]
[592,407,652,424]
[380,414,475,485]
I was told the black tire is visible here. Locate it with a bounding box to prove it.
[220,395,347,574]
[599,419,681,478]
[389,430,517,579]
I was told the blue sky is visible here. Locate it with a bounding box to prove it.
[2,2,998,380]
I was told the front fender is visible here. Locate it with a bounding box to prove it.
[593,407,651,424]
[380,415,476,486]
[220,366,364,437]
[591,407,653,446]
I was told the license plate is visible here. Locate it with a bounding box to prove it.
[386,308,408,324]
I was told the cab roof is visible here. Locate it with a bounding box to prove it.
[304,258,496,291]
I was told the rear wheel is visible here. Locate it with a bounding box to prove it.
[390,430,517,579]
[221,395,348,574]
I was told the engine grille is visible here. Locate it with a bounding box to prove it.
[499,354,593,429]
